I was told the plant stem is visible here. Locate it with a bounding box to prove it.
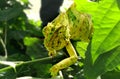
[4,21,8,58]
[0,54,65,73]
[0,36,8,58]
[4,21,7,45]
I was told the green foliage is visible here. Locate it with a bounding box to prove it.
[75,0,120,79]
[0,0,120,79]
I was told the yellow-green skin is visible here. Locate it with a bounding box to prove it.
[42,4,93,77]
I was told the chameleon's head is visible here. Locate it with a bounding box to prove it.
[42,13,70,53]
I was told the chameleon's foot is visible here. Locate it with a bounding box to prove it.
[50,65,59,77]
[49,50,56,57]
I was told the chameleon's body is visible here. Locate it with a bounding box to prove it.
[42,4,93,77]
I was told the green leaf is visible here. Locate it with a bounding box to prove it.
[75,0,120,62]
[8,30,29,40]
[75,42,88,59]
[75,0,98,14]
[24,37,48,59]
[85,44,120,79]
[0,3,23,21]
[91,1,120,63]
[21,0,29,4]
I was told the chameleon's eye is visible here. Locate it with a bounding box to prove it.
[58,31,62,34]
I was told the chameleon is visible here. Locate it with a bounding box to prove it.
[42,3,93,77]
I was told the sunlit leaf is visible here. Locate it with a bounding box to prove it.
[75,0,120,79]
[75,42,88,59]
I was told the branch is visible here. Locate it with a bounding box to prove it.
[0,54,66,73]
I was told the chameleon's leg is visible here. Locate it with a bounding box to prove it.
[50,40,78,77]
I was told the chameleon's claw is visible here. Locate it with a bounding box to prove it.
[50,65,59,77]
[49,50,56,57]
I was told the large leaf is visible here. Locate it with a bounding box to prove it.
[75,0,120,62]
[75,0,120,79]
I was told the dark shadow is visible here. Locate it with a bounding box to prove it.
[117,0,120,9]
[40,0,63,27]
